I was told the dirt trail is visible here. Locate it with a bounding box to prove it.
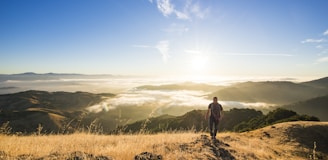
[178,134,236,160]
[137,134,236,160]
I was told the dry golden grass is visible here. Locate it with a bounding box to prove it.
[0,132,201,159]
[1,121,327,159]
[218,121,328,160]
[218,132,301,160]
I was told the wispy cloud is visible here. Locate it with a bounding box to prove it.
[184,49,202,54]
[321,49,328,54]
[301,38,326,43]
[303,30,328,63]
[190,2,209,19]
[132,45,152,48]
[133,40,170,63]
[174,10,189,20]
[317,56,328,63]
[220,52,294,57]
[323,29,328,36]
[156,0,174,17]
[184,50,294,57]
[163,23,189,34]
[156,40,170,63]
[153,0,209,20]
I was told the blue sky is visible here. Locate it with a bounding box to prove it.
[1,0,328,78]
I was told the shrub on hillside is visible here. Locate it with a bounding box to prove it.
[233,108,320,132]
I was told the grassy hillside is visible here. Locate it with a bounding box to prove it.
[0,121,327,159]
[0,90,115,134]
[282,95,328,121]
[229,121,328,159]
[114,108,319,134]
[301,77,328,89]
[233,108,319,132]
[0,90,112,111]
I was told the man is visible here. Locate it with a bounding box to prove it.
[205,97,223,140]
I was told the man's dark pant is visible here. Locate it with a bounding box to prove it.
[209,116,219,137]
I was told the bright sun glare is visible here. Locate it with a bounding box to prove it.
[190,54,208,71]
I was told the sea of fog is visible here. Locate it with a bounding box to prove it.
[0,75,303,113]
[86,89,276,116]
[0,75,254,94]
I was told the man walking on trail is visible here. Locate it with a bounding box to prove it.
[205,97,223,140]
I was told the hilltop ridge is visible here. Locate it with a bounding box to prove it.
[221,121,328,159]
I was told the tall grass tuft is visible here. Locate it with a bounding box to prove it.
[0,122,11,135]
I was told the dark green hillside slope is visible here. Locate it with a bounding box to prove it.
[114,108,318,133]
[0,90,115,134]
[0,110,69,133]
[233,108,319,132]
[283,95,328,121]
[301,76,328,89]
[0,90,113,111]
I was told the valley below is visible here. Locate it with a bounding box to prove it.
[0,74,328,159]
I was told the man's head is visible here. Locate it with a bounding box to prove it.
[213,97,218,102]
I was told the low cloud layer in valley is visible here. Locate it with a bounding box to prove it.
[0,74,314,117]
[87,88,276,116]
[1,74,327,134]
[87,89,210,115]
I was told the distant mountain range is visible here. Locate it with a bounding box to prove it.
[139,77,328,105]
[0,72,76,82]
[209,80,328,104]
[137,81,222,92]
[1,72,111,76]
[137,77,328,120]
[0,72,116,82]
[1,72,85,76]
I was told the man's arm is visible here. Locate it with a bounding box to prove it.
[205,104,211,120]
[219,105,224,120]
[205,108,210,120]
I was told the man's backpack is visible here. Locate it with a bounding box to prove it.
[210,103,222,119]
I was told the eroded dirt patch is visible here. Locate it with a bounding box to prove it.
[151,134,236,160]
